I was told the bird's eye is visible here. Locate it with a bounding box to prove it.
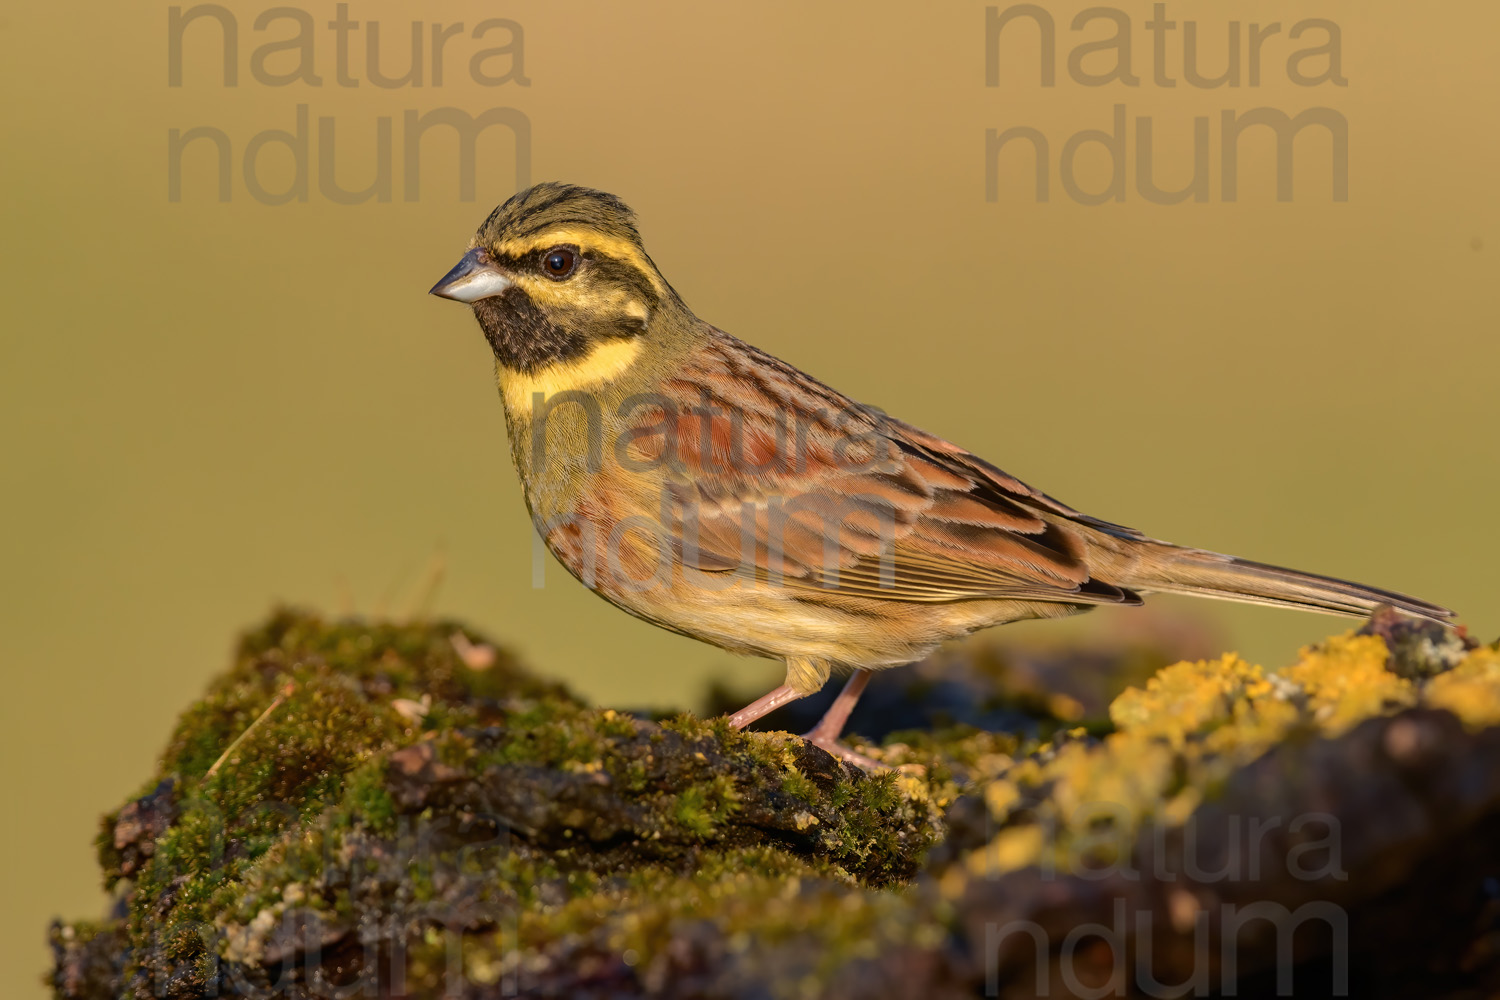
[541,247,578,280]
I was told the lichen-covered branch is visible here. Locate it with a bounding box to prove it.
[49,608,1500,999]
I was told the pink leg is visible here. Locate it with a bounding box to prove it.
[801,669,885,770]
[802,669,871,743]
[727,684,806,730]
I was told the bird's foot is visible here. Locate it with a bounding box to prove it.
[799,733,887,771]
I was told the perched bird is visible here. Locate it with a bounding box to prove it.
[430,183,1451,766]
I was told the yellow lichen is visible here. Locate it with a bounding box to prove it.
[965,824,1046,877]
[968,630,1500,877]
[982,779,1020,821]
[1109,654,1278,746]
[1426,647,1500,727]
[1282,633,1414,734]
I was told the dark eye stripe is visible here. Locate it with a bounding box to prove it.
[577,252,662,308]
[497,247,561,272]
[494,246,662,308]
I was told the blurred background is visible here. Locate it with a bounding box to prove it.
[2,1,1496,993]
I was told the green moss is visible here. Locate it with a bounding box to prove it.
[777,763,817,802]
[67,608,952,998]
[673,774,742,838]
[340,758,397,834]
[72,609,580,992]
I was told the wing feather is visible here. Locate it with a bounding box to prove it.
[632,331,1142,608]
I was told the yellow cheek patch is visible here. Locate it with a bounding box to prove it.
[497,338,644,414]
[503,274,647,322]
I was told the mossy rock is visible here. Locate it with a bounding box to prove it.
[48,607,1500,999]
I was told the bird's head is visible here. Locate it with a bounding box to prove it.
[430,183,682,376]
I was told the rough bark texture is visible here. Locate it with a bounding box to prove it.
[47,607,1500,999]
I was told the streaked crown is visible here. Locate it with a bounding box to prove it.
[474,183,645,250]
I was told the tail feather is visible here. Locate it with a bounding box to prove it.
[1123,547,1453,623]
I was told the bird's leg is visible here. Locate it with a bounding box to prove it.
[800,669,885,770]
[727,684,806,729]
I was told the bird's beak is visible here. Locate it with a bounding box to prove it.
[429,248,512,303]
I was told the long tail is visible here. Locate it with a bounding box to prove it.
[1121,546,1453,623]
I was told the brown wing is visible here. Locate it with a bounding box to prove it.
[623,331,1143,607]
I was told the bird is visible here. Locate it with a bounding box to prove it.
[429,182,1452,767]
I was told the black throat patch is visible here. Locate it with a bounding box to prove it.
[471,287,591,374]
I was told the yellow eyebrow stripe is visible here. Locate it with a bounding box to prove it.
[489,228,666,297]
[497,338,644,415]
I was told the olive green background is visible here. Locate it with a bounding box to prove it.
[3,1,1496,993]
